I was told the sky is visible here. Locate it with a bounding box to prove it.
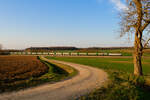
[0,0,133,49]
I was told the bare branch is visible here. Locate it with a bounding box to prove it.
[144,38,150,48]
[141,21,150,31]
[0,44,2,50]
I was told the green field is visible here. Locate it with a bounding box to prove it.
[46,56,150,75]
[46,56,150,100]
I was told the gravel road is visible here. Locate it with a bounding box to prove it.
[0,57,108,100]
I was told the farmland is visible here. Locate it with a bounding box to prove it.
[0,56,48,92]
[0,56,48,83]
[0,56,76,93]
[46,56,150,75]
[46,56,150,100]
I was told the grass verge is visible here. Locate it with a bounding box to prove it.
[39,56,78,80]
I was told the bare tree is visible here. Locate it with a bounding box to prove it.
[0,44,2,50]
[120,0,150,76]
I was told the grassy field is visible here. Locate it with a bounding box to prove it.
[46,56,150,75]
[46,56,150,100]
[0,56,77,93]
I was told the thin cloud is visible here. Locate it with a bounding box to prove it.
[96,0,103,3]
[110,0,127,11]
[96,0,127,11]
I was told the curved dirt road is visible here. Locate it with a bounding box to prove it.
[0,57,108,100]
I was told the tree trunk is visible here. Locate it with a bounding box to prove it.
[133,52,143,76]
[133,31,143,76]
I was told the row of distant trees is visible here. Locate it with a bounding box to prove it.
[25,47,142,52]
[25,47,78,52]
